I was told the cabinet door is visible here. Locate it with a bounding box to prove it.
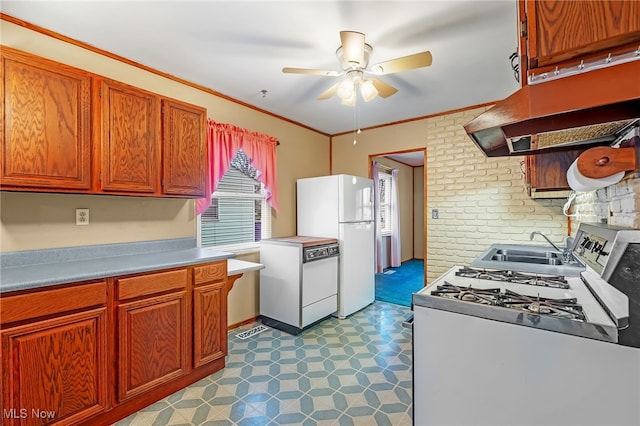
[1,308,108,426]
[161,99,206,197]
[193,281,227,368]
[117,291,188,401]
[526,148,583,196]
[100,79,160,193]
[525,0,640,70]
[0,48,91,190]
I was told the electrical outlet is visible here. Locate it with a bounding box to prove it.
[432,209,439,219]
[76,208,89,225]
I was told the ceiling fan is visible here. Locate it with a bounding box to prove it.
[282,31,433,105]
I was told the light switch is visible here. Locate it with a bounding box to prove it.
[432,209,439,219]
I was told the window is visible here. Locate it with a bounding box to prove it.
[198,150,271,251]
[378,171,393,235]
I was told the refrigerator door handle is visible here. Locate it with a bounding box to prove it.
[340,220,374,224]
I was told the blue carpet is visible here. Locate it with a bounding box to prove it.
[375,259,425,307]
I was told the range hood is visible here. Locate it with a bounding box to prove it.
[464,58,640,157]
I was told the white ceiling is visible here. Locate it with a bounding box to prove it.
[385,151,425,167]
[1,0,520,137]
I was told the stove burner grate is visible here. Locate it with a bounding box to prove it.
[433,282,585,321]
[455,266,569,289]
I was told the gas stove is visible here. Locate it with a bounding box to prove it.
[411,223,640,426]
[454,266,569,289]
[432,281,585,321]
[414,223,640,345]
[416,264,618,342]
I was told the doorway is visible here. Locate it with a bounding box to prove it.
[368,148,426,306]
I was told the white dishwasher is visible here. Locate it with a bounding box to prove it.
[260,236,339,335]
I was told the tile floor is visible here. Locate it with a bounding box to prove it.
[115,301,413,425]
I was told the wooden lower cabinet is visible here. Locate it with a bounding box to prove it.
[117,291,189,401]
[194,282,227,367]
[1,260,229,425]
[0,282,108,426]
[193,262,228,368]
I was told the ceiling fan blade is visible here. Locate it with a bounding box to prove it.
[340,31,365,66]
[282,67,341,76]
[317,82,340,100]
[371,51,433,75]
[370,79,398,98]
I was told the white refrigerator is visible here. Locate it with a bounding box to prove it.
[297,174,375,318]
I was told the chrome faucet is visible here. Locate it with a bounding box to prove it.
[530,231,570,261]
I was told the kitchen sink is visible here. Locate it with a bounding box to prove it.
[472,244,585,276]
[489,249,562,265]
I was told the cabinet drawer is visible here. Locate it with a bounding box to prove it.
[0,280,107,325]
[117,269,187,300]
[193,261,227,286]
[302,295,337,328]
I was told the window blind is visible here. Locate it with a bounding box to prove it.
[200,166,270,248]
[378,171,393,233]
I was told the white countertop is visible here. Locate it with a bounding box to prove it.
[228,258,264,275]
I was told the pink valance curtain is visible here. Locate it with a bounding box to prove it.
[196,120,279,215]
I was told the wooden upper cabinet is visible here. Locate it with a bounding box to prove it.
[99,79,160,193]
[0,48,207,199]
[523,0,640,72]
[0,47,91,190]
[162,99,206,197]
[526,148,584,197]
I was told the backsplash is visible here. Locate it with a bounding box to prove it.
[571,173,640,231]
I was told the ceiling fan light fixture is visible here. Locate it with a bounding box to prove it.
[341,91,356,106]
[283,31,431,105]
[337,78,355,100]
[360,79,378,102]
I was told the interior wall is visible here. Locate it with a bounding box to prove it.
[372,156,414,263]
[0,193,193,251]
[414,166,425,259]
[570,175,640,232]
[0,20,331,326]
[331,107,568,283]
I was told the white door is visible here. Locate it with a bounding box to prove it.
[338,222,375,318]
[338,175,374,223]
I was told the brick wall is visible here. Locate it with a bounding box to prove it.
[571,173,640,233]
[424,107,569,282]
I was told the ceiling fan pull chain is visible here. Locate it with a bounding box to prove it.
[353,95,358,144]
